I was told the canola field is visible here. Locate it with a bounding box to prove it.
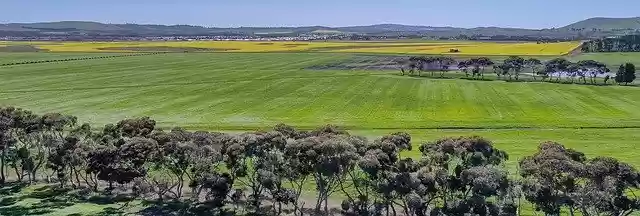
[0,40,582,55]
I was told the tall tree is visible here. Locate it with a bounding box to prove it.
[504,56,525,80]
[567,63,581,83]
[520,142,585,216]
[436,56,456,78]
[407,136,517,216]
[525,58,542,80]
[0,112,14,185]
[477,57,494,79]
[545,58,572,82]
[458,60,470,77]
[615,63,637,85]
[521,142,640,216]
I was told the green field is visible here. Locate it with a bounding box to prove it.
[1,52,640,165]
[1,53,639,130]
[1,51,640,215]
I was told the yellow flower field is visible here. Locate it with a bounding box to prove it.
[1,40,582,55]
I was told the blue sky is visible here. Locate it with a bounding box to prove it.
[3,0,639,28]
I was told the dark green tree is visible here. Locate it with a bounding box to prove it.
[525,58,542,80]
[408,136,517,216]
[615,63,637,85]
[504,56,525,80]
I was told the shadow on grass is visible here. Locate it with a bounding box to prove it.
[0,182,28,195]
[138,200,191,216]
[0,205,55,216]
[93,207,128,216]
[459,77,495,81]
[0,184,135,216]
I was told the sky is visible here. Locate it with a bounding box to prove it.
[3,0,640,29]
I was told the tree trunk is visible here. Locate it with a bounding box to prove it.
[177,173,184,198]
[390,203,397,216]
[74,167,81,189]
[14,166,23,182]
[0,150,5,185]
[324,194,328,215]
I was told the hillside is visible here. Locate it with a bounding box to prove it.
[561,17,640,31]
[2,17,640,38]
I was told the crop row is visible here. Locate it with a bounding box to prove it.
[0,52,167,66]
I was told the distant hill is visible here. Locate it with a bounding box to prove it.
[2,18,640,38]
[561,17,640,31]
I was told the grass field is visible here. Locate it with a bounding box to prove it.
[1,52,638,129]
[0,40,582,55]
[1,52,639,165]
[1,50,639,215]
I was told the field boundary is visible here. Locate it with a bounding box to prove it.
[0,52,168,67]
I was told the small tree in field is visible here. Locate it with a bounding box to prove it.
[615,63,637,85]
[504,56,525,80]
[525,58,542,80]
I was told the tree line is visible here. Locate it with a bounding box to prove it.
[0,107,639,216]
[0,52,166,67]
[401,56,637,85]
[582,35,640,52]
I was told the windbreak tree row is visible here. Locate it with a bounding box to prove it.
[0,107,638,216]
[0,52,165,66]
[400,56,637,85]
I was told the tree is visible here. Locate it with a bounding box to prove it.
[520,142,585,216]
[615,63,637,85]
[87,136,158,191]
[408,136,517,216]
[0,112,14,185]
[504,56,525,80]
[525,58,542,80]
[223,131,287,212]
[47,123,92,188]
[435,56,456,78]
[567,63,581,83]
[341,132,413,216]
[521,142,640,216]
[287,128,360,214]
[577,60,608,84]
[149,128,223,200]
[458,60,470,77]
[476,57,494,79]
[545,58,572,82]
[494,64,511,80]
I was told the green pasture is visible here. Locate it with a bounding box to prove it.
[0,53,638,129]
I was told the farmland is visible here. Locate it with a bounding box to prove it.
[1,52,639,129]
[0,52,639,152]
[0,40,582,55]
[0,47,639,215]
